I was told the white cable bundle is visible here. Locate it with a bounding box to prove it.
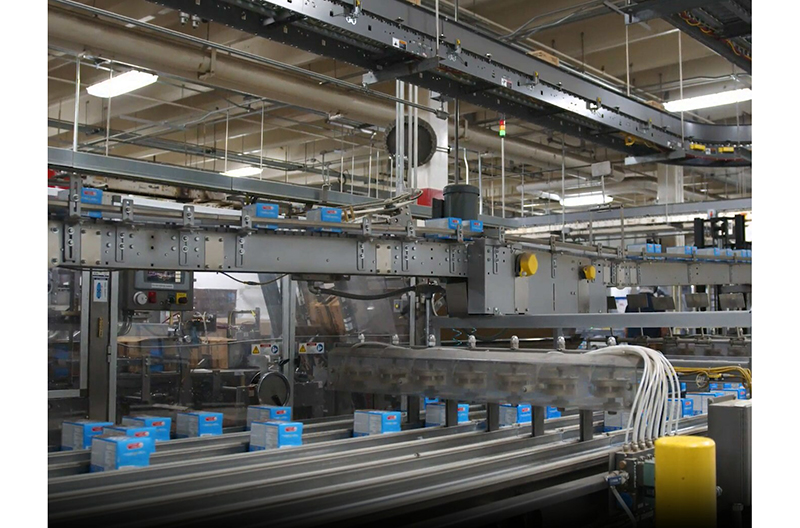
[586,345,681,451]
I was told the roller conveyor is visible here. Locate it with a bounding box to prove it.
[48,414,708,527]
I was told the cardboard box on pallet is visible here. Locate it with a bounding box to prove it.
[499,403,532,426]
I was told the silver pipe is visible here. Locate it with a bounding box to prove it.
[478,155,483,214]
[72,54,82,152]
[501,137,506,218]
[104,70,112,156]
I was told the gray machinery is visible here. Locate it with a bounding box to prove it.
[47,172,752,527]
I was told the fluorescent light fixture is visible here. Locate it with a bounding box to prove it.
[560,192,613,208]
[87,70,158,98]
[538,191,561,202]
[663,88,751,113]
[222,166,263,178]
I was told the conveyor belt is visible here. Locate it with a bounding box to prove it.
[48,414,707,526]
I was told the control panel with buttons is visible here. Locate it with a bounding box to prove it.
[121,270,194,311]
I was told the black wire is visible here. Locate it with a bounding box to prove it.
[218,272,288,286]
[310,285,417,301]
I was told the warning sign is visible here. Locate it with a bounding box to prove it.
[252,343,280,355]
[299,342,325,354]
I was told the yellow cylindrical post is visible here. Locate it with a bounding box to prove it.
[655,436,717,528]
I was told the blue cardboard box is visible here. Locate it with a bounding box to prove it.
[462,219,483,239]
[499,403,532,426]
[603,410,631,432]
[546,406,561,419]
[61,421,113,451]
[627,243,661,254]
[424,217,461,239]
[90,436,151,472]
[666,245,697,258]
[307,207,343,232]
[247,405,292,430]
[175,411,223,438]
[250,421,303,450]
[122,416,172,442]
[354,410,402,437]
[425,403,470,427]
[424,397,439,407]
[686,391,726,415]
[666,398,694,419]
[252,203,280,230]
[102,426,157,452]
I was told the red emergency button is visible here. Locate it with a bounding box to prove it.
[147,291,157,304]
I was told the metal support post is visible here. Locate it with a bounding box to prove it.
[409,278,417,345]
[486,402,500,432]
[87,270,112,421]
[532,406,546,437]
[579,409,594,442]
[281,275,296,410]
[445,399,458,426]
[407,396,421,426]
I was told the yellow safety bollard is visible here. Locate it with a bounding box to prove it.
[655,436,717,528]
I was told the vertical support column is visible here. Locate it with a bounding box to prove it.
[532,406,546,437]
[87,270,112,421]
[281,275,296,410]
[486,402,500,432]
[445,399,458,427]
[407,396,421,427]
[416,89,448,206]
[107,272,119,423]
[657,164,685,248]
[579,409,594,442]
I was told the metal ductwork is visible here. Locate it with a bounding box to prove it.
[48,7,626,180]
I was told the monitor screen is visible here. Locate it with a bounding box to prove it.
[144,271,182,284]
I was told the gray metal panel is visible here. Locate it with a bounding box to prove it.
[467,240,516,315]
[708,399,751,507]
[52,220,468,278]
[433,311,751,329]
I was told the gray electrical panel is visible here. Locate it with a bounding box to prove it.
[120,270,194,311]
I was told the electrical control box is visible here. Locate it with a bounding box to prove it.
[121,270,194,311]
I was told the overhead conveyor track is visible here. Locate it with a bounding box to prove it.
[136,0,750,166]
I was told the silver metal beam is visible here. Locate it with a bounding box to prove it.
[433,311,751,329]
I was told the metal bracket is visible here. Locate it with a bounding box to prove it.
[198,47,217,80]
[401,242,412,272]
[362,56,441,85]
[405,220,417,240]
[115,227,127,263]
[449,247,458,275]
[182,205,196,228]
[361,216,372,237]
[357,241,366,271]
[492,247,500,275]
[235,235,246,268]
[63,224,80,264]
[68,176,82,219]
[455,223,464,243]
[120,198,134,223]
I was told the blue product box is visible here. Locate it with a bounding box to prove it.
[424,397,439,407]
[247,405,292,430]
[249,421,303,450]
[251,203,280,230]
[424,217,461,239]
[627,243,661,254]
[354,410,402,437]
[175,411,223,438]
[90,436,151,472]
[667,398,694,419]
[499,403,532,426]
[122,416,172,442]
[666,245,697,258]
[307,207,343,233]
[603,410,631,432]
[102,426,157,452]
[81,187,104,205]
[61,421,113,451]
[462,219,483,239]
[733,249,751,258]
[81,187,104,218]
[686,391,726,415]
[545,406,561,419]
[425,403,470,427]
